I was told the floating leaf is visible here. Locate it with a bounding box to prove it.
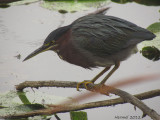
[140,46,160,61]
[70,111,88,120]
[147,22,160,33]
[138,22,160,61]
[58,9,68,14]
[111,0,131,4]
[0,90,71,119]
[0,0,40,8]
[40,0,110,13]
[17,91,31,104]
[0,4,10,8]
[111,0,160,6]
[138,22,160,50]
[9,0,39,6]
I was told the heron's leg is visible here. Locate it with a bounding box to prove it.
[100,62,120,84]
[91,66,111,83]
[77,67,111,91]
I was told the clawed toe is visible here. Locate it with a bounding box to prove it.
[77,80,93,91]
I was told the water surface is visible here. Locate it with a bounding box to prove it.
[0,1,160,120]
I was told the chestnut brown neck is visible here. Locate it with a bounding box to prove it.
[52,29,96,69]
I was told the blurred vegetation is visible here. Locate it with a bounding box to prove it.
[0,0,39,8]
[1,0,160,8]
[141,46,160,61]
[70,111,88,120]
[0,0,21,4]
[44,0,106,1]
[147,22,160,33]
[0,91,70,119]
[139,22,160,61]
[41,0,110,13]
[0,90,87,120]
[111,0,160,6]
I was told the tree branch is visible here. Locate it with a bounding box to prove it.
[16,80,78,91]
[16,74,160,91]
[1,88,160,119]
[12,74,160,119]
[1,85,159,119]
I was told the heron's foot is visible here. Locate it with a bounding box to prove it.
[77,80,93,91]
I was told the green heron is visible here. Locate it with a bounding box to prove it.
[24,14,155,90]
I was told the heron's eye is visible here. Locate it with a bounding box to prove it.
[51,41,55,44]
[44,40,55,46]
[44,43,50,46]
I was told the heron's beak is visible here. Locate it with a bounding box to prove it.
[23,45,53,61]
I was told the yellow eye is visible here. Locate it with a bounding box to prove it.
[51,41,55,44]
[44,41,55,46]
[44,43,50,46]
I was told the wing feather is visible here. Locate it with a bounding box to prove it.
[71,14,155,57]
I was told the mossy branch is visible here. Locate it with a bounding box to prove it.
[5,74,158,120]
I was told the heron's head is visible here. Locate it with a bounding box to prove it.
[23,25,71,61]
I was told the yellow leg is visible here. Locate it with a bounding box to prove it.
[100,62,120,84]
[91,66,111,83]
[77,66,111,91]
